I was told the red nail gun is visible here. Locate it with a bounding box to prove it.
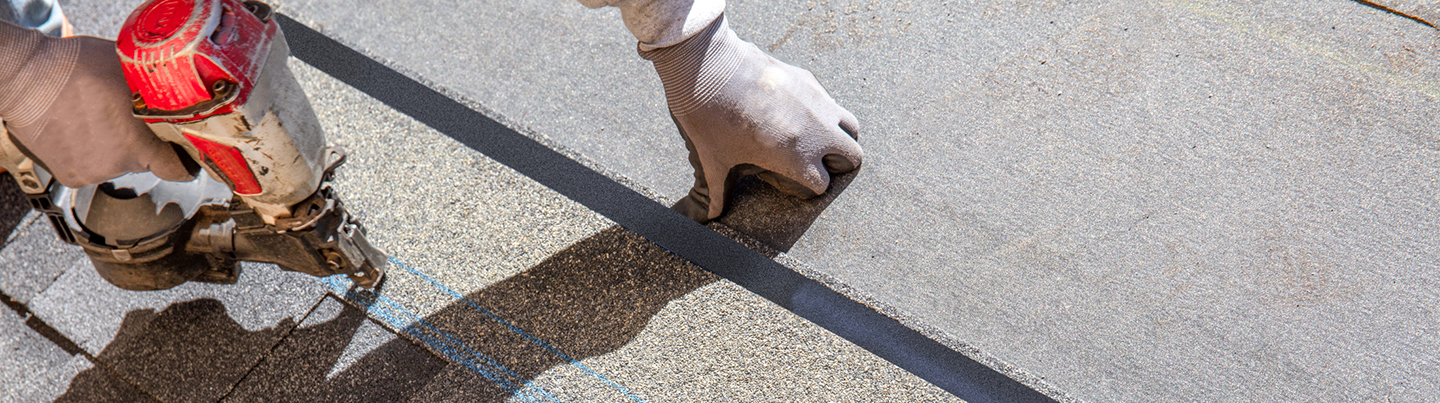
[2,0,386,291]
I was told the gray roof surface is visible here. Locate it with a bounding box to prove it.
[0,57,958,402]
[3,1,965,398]
[3,0,1438,401]
[265,0,1440,401]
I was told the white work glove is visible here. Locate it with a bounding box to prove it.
[0,21,192,187]
[640,14,863,222]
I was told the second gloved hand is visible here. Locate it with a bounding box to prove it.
[0,22,192,187]
[641,14,863,223]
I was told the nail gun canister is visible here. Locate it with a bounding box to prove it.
[118,0,324,225]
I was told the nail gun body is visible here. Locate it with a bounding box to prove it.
[0,0,386,290]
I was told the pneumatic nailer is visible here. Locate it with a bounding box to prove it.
[0,0,385,291]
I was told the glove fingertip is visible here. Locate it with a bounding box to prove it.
[670,195,712,224]
[822,153,859,174]
[701,165,734,222]
[707,199,726,221]
[839,108,861,140]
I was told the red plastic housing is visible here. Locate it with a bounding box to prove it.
[117,0,276,195]
[117,0,276,120]
[182,133,263,195]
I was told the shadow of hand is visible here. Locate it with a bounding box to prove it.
[712,169,860,253]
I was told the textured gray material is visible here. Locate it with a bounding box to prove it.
[0,172,27,244]
[39,0,1440,400]
[395,226,958,403]
[25,252,324,350]
[25,256,327,401]
[0,180,67,305]
[284,56,959,401]
[0,302,70,402]
[50,356,157,403]
[1368,0,1440,25]
[2,302,151,402]
[50,0,129,38]
[223,296,448,402]
[69,297,302,402]
[272,0,690,200]
[266,0,1440,401]
[0,214,75,305]
[5,9,971,399]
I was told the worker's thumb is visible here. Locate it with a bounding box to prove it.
[146,148,197,183]
[128,121,196,183]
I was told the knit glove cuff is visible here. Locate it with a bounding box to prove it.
[638,14,742,117]
[0,21,77,132]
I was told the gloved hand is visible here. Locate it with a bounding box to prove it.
[640,14,862,222]
[0,21,192,187]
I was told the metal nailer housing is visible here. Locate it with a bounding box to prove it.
[36,0,391,290]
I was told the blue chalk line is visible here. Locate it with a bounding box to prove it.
[387,257,647,403]
[322,276,560,402]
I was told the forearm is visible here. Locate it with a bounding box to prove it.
[0,20,77,129]
[577,0,725,50]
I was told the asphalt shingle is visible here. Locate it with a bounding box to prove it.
[0,180,70,305]
[1,302,72,402]
[223,296,448,402]
[24,259,328,401]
